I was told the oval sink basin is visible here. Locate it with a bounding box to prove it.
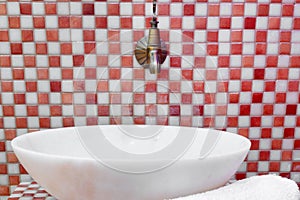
[12,125,251,200]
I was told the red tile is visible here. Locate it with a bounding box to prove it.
[157,93,169,104]
[49,56,60,67]
[70,16,82,28]
[14,94,26,104]
[86,93,97,104]
[229,93,239,103]
[73,55,84,66]
[256,31,267,42]
[240,105,250,115]
[241,81,252,91]
[220,17,231,29]
[122,105,133,116]
[36,43,48,54]
[133,69,144,79]
[288,81,299,91]
[251,117,261,127]
[0,186,9,196]
[13,69,24,80]
[33,17,45,28]
[39,118,50,128]
[37,69,49,80]
[0,31,8,41]
[145,105,157,116]
[3,106,14,116]
[120,17,132,29]
[268,17,280,29]
[232,4,244,16]
[27,106,38,116]
[20,3,32,15]
[0,56,11,67]
[207,44,218,56]
[63,118,74,127]
[269,162,280,172]
[207,31,218,42]
[274,116,284,126]
[10,43,23,54]
[62,93,73,104]
[83,4,94,15]
[109,43,120,54]
[277,69,288,79]
[280,43,290,55]
[195,17,206,29]
[286,104,297,115]
[275,93,286,103]
[45,3,56,15]
[87,117,98,126]
[247,162,258,172]
[184,4,194,16]
[0,4,6,15]
[282,5,294,16]
[169,105,180,116]
[110,93,121,104]
[266,56,278,67]
[170,57,181,68]
[47,30,59,41]
[121,56,133,68]
[263,105,273,115]
[256,43,266,55]
[109,68,120,79]
[259,151,270,161]
[108,4,119,15]
[50,81,61,92]
[231,43,242,54]
[26,81,37,92]
[60,43,72,55]
[280,31,291,42]
[292,162,300,171]
[181,93,192,104]
[121,81,133,92]
[73,81,85,91]
[218,81,229,92]
[290,56,300,67]
[98,105,109,116]
[97,80,108,92]
[50,106,62,116]
[218,56,229,67]
[193,81,204,93]
[171,17,182,29]
[158,4,170,15]
[282,151,292,161]
[59,17,70,28]
[84,42,96,54]
[22,30,33,42]
[85,68,96,79]
[182,70,193,80]
[208,4,219,16]
[230,69,241,80]
[4,130,16,140]
[216,105,227,115]
[227,117,238,127]
[145,82,156,92]
[133,4,145,15]
[83,30,95,41]
[206,69,217,80]
[252,93,263,103]
[205,93,215,104]
[258,4,269,16]
[95,17,107,28]
[294,18,300,29]
[244,17,256,29]
[284,128,294,138]
[231,31,242,42]
[133,93,145,104]
[9,17,20,28]
[265,81,275,91]
[182,44,193,55]
[74,106,86,116]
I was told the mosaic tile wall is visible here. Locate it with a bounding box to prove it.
[0,0,300,197]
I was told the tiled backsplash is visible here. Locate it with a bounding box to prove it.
[1,0,300,197]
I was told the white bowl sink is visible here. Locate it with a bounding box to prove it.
[12,125,250,200]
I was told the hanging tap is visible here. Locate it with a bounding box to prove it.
[134,0,167,74]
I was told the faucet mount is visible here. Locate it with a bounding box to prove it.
[134,0,167,74]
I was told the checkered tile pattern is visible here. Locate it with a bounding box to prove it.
[8,181,55,200]
[0,0,300,197]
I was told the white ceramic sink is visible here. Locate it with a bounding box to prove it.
[12,125,251,200]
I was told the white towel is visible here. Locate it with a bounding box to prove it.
[171,175,300,200]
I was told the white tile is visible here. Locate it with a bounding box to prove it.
[145,3,152,16]
[82,16,95,28]
[159,16,170,29]
[230,55,242,67]
[72,42,84,54]
[205,81,216,93]
[241,68,253,80]
[133,16,145,29]
[36,55,49,67]
[32,3,45,15]
[288,68,300,79]
[269,4,281,16]
[1,68,12,80]
[7,2,20,15]
[258,161,269,171]
[264,68,277,79]
[218,43,230,55]
[291,30,300,42]
[24,68,37,79]
[96,42,108,54]
[291,43,300,54]
[255,17,268,29]
[244,3,257,16]
[218,68,229,80]
[278,55,290,67]
[62,105,73,116]
[95,2,107,15]
[57,2,70,15]
[85,80,97,92]
[13,81,26,93]
[11,55,24,67]
[170,3,182,16]
[228,80,240,92]
[97,93,109,104]
[110,105,121,116]
[243,30,255,42]
[45,16,58,28]
[120,30,133,42]
[267,43,278,54]
[262,92,275,103]
[261,116,272,127]
[70,2,82,15]
[250,104,262,115]
[15,105,27,116]
[26,93,37,104]
[207,17,219,29]
[37,81,50,92]
[242,43,255,54]
[267,30,279,42]
[273,104,285,115]
[134,105,145,116]
[9,29,22,42]
[238,116,250,127]
[194,30,207,42]
[51,117,62,128]
[216,93,227,104]
[0,16,8,28]
[182,17,195,29]
[23,43,35,54]
[73,93,85,104]
[109,55,121,67]
[231,17,243,29]
[254,55,266,68]
[259,139,271,150]
[220,3,232,16]
[195,3,207,16]
[169,43,182,55]
[8,164,20,174]
[281,162,292,172]
[0,42,10,54]
[145,93,156,104]
[84,54,97,67]
[59,29,71,42]
[34,29,46,42]
[275,80,287,92]
[282,139,294,149]
[49,68,61,80]
[240,92,252,104]
[284,116,296,127]
[218,30,230,42]
[26,117,39,128]
[252,80,264,92]
[170,93,180,103]
[120,3,132,16]
[294,4,300,16]
[47,42,60,55]
[95,29,108,41]
[20,16,33,29]
[280,17,293,30]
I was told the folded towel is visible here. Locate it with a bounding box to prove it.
[171,175,300,200]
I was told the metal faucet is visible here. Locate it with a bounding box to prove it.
[134,0,167,74]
